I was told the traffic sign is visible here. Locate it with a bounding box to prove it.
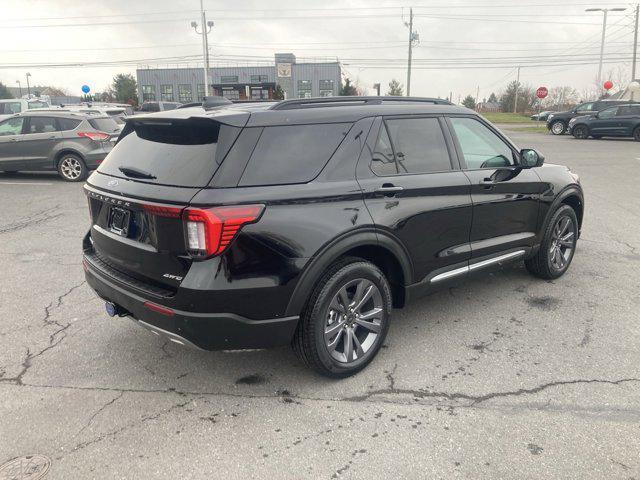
[536,87,548,99]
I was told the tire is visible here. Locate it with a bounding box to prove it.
[633,127,640,142]
[591,135,602,139]
[572,125,589,139]
[57,153,87,182]
[1,171,18,174]
[292,258,392,378]
[525,204,578,280]
[550,120,566,135]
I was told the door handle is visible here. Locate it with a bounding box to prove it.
[375,184,404,196]
[48,135,57,139]
[480,178,495,190]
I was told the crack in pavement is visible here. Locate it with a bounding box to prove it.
[0,206,63,234]
[43,281,86,327]
[75,391,125,437]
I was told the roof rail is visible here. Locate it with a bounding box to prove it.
[270,96,453,110]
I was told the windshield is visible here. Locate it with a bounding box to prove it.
[27,101,49,109]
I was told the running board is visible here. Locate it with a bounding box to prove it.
[430,250,526,283]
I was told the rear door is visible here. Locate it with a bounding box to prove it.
[18,116,62,170]
[446,115,543,259]
[590,106,619,136]
[85,115,244,290]
[615,105,640,136]
[357,115,473,283]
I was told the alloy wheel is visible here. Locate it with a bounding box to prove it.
[324,278,384,364]
[549,215,575,271]
[60,157,83,180]
[573,126,588,139]
[551,122,564,135]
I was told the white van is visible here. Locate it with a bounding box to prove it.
[0,98,50,120]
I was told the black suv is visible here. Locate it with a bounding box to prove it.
[82,96,584,377]
[546,99,634,135]
[569,103,640,141]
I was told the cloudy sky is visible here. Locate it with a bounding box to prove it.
[1,0,637,101]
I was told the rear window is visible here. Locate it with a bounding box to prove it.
[98,120,239,187]
[238,123,351,186]
[27,101,48,109]
[58,117,81,131]
[0,102,22,114]
[89,117,120,133]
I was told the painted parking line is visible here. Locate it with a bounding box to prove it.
[0,182,54,186]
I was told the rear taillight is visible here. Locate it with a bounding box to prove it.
[142,204,182,218]
[78,131,110,142]
[184,204,264,257]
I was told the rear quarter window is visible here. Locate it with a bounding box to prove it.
[57,117,82,131]
[238,123,351,186]
[89,117,120,133]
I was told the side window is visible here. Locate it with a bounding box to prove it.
[616,106,637,116]
[449,117,514,169]
[576,102,594,113]
[238,123,351,186]
[598,107,617,119]
[0,102,22,115]
[57,118,81,131]
[0,117,25,136]
[26,116,58,134]
[372,117,452,175]
[371,125,398,175]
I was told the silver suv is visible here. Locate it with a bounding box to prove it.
[0,111,120,181]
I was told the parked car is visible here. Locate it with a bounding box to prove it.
[530,110,554,121]
[0,111,120,181]
[0,98,50,120]
[546,99,636,135]
[139,101,181,112]
[82,96,584,377]
[568,104,640,141]
[57,105,127,129]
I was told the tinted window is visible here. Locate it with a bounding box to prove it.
[98,121,239,187]
[450,117,514,169]
[57,117,82,131]
[0,117,24,136]
[576,102,594,113]
[26,116,58,134]
[0,102,22,114]
[598,107,617,119]
[239,123,350,186]
[89,117,120,133]
[371,125,397,175]
[27,101,48,109]
[380,118,451,174]
[617,106,640,116]
[140,102,160,112]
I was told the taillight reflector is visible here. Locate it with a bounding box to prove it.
[143,301,175,316]
[78,131,110,142]
[184,204,264,257]
[143,204,182,218]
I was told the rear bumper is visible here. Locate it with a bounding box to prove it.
[83,254,300,350]
[84,146,112,169]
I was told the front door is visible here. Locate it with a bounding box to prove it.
[357,115,473,284]
[0,116,27,171]
[590,106,620,136]
[446,115,544,259]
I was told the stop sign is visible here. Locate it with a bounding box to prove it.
[536,87,548,99]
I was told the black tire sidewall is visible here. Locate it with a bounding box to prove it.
[541,205,578,278]
[573,126,588,139]
[310,262,392,376]
[57,154,87,182]
[633,127,640,141]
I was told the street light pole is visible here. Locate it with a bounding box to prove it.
[16,80,22,98]
[513,66,520,114]
[191,0,214,98]
[586,7,627,89]
[25,72,31,98]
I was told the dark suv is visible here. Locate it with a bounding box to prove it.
[569,103,640,141]
[82,97,584,377]
[546,99,635,135]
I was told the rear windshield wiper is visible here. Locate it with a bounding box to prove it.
[118,166,157,180]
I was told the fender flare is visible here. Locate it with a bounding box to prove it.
[284,228,413,317]
[541,185,584,235]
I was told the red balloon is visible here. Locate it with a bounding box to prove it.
[603,80,613,90]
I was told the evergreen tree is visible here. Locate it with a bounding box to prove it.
[386,79,404,96]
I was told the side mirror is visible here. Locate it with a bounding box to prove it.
[519,148,544,168]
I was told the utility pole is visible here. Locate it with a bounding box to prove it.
[633,3,639,82]
[513,66,520,114]
[586,7,627,90]
[405,8,419,96]
[16,80,22,97]
[191,0,214,98]
[475,85,480,109]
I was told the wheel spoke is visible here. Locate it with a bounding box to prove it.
[559,239,573,248]
[352,333,365,359]
[330,296,346,315]
[355,317,381,333]
[326,327,344,352]
[358,307,382,321]
[325,319,346,339]
[344,328,355,361]
[558,217,570,236]
[338,287,350,311]
[354,282,374,312]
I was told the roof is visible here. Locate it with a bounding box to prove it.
[128,96,472,128]
[14,110,110,119]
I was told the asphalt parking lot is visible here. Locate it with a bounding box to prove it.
[1,131,639,479]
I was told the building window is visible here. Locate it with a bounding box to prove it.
[250,75,269,83]
[141,85,156,101]
[160,84,174,101]
[319,80,334,97]
[222,88,239,100]
[221,76,238,84]
[178,84,193,103]
[197,84,206,101]
[251,87,270,100]
[298,80,312,98]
